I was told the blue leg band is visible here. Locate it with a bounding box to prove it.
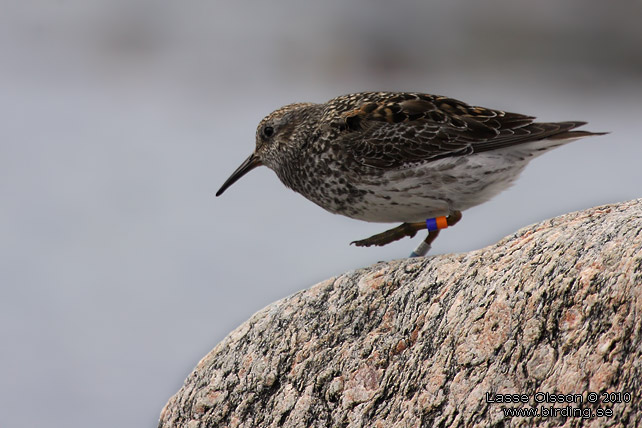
[426,217,438,231]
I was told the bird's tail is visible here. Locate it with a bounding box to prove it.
[547,121,609,140]
[509,121,608,156]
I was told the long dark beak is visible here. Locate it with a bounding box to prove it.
[216,153,263,196]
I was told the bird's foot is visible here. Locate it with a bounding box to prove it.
[351,222,425,247]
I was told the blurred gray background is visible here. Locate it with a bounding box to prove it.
[1,1,640,427]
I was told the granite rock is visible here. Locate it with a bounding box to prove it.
[159,199,642,428]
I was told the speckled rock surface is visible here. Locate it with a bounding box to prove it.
[159,199,642,428]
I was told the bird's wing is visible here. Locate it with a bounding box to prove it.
[325,93,593,169]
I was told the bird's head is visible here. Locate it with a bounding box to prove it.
[216,102,316,197]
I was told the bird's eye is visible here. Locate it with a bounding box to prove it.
[262,126,274,138]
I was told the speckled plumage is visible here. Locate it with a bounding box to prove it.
[217,91,604,228]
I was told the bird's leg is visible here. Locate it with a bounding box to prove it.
[409,210,463,257]
[351,222,426,247]
[445,210,462,227]
[351,211,463,249]
[409,230,441,257]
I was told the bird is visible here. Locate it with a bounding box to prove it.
[216,91,606,256]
